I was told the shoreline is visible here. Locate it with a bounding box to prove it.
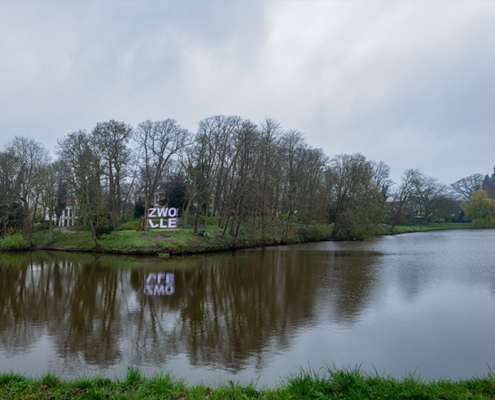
[32,229,337,256]
[0,222,483,256]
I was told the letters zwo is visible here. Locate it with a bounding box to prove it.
[148,207,178,229]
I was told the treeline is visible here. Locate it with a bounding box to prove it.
[0,116,485,245]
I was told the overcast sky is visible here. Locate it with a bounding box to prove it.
[1,0,494,185]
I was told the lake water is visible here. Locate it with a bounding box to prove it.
[1,229,495,385]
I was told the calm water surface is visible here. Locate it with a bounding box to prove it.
[1,229,495,385]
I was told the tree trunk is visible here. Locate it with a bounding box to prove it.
[222,215,230,237]
[229,214,236,237]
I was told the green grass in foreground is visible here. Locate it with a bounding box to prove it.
[1,366,495,399]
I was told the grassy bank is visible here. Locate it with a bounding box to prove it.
[393,222,477,233]
[2,366,495,399]
[30,222,332,256]
[2,220,485,255]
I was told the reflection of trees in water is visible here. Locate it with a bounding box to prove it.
[158,250,325,370]
[0,252,69,353]
[0,248,380,372]
[124,250,329,371]
[0,252,128,366]
[321,250,381,325]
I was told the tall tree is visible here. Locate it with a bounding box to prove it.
[190,116,238,233]
[134,120,189,232]
[451,174,484,201]
[256,117,282,242]
[0,151,23,233]
[5,137,50,236]
[330,153,385,240]
[57,130,105,246]
[388,169,422,232]
[299,147,329,227]
[40,160,65,243]
[412,173,447,224]
[227,120,259,245]
[461,190,495,226]
[92,120,133,229]
[280,130,305,239]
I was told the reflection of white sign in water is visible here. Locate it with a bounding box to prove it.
[146,272,174,295]
[148,207,177,228]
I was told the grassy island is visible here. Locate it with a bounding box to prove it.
[2,366,495,399]
[0,216,481,255]
[28,220,332,256]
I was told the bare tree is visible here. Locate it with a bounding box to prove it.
[92,120,133,229]
[372,161,393,200]
[280,130,305,239]
[256,117,282,242]
[330,153,384,240]
[450,174,484,201]
[0,151,23,233]
[40,160,65,243]
[189,116,239,233]
[57,130,105,246]
[412,173,447,224]
[134,120,190,232]
[5,136,50,236]
[227,120,259,245]
[388,169,422,232]
[299,147,329,227]
[204,115,241,218]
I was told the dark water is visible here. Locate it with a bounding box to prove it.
[1,229,495,385]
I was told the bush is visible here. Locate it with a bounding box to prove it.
[0,234,31,251]
[99,233,117,241]
[116,219,141,231]
[34,222,50,232]
[95,225,114,238]
[134,201,145,218]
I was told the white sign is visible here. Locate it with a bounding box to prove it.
[148,207,177,229]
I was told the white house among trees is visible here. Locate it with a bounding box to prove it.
[45,198,77,227]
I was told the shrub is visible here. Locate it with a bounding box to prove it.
[99,233,117,241]
[116,220,140,231]
[0,234,31,251]
[95,225,114,238]
[134,200,145,218]
[34,222,50,232]
[158,253,170,258]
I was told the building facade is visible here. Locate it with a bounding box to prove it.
[134,181,168,206]
[45,198,77,227]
